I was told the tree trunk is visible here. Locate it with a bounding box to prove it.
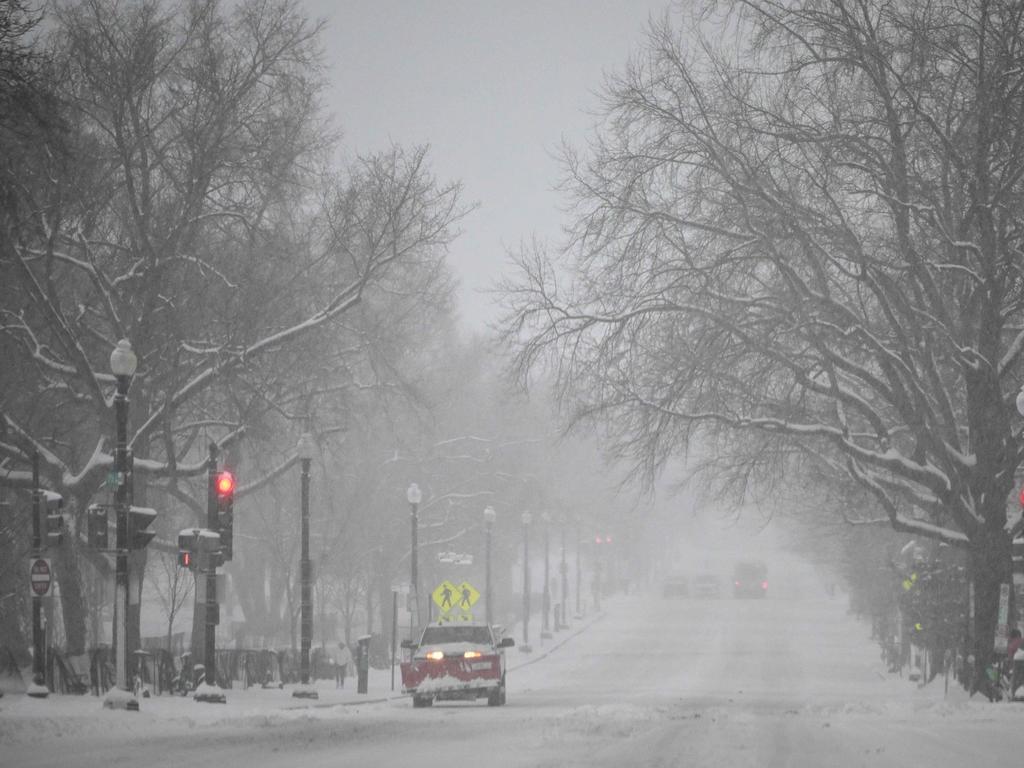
[969,526,1012,691]
[54,535,87,654]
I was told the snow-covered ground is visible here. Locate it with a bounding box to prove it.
[2,567,1022,767]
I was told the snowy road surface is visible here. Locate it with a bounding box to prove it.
[3,574,1023,767]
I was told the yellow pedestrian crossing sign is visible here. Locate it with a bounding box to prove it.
[431,579,481,621]
[456,581,480,610]
[432,580,459,613]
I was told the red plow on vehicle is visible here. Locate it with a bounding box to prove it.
[401,653,502,692]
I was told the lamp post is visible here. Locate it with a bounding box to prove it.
[521,511,532,652]
[541,512,551,639]
[294,433,317,699]
[575,518,582,617]
[407,483,422,636]
[484,506,496,626]
[560,523,569,629]
[105,339,138,711]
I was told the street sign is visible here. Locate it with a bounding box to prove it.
[29,558,52,597]
[432,580,459,613]
[456,581,480,611]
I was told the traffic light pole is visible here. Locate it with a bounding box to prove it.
[30,452,47,697]
[204,443,218,690]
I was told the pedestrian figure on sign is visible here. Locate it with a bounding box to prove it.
[441,584,454,611]
[336,641,353,688]
[460,586,472,609]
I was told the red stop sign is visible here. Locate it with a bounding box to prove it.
[30,558,51,596]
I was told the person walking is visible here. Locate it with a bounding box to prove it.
[335,641,353,688]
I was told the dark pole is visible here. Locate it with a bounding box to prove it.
[103,340,138,709]
[522,513,531,650]
[299,453,312,687]
[114,372,131,695]
[484,507,495,627]
[542,517,550,637]
[575,523,582,617]
[30,452,46,695]
[560,524,569,629]
[411,500,419,631]
[205,444,218,688]
[390,590,398,691]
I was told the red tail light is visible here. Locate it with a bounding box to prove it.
[761,581,768,590]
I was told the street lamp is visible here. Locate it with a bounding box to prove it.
[293,432,317,699]
[575,517,582,617]
[105,339,138,711]
[521,511,532,653]
[541,512,551,639]
[484,506,496,626]
[407,483,422,635]
[560,522,569,630]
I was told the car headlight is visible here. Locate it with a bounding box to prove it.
[463,651,482,659]
[425,650,444,661]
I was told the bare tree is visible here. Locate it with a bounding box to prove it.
[500,0,1024,679]
[0,0,467,653]
[147,551,193,653]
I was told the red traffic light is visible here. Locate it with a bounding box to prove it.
[178,551,192,568]
[216,471,235,496]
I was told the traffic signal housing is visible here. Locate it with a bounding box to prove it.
[215,471,235,561]
[178,529,199,570]
[87,505,109,549]
[128,506,158,550]
[43,491,64,548]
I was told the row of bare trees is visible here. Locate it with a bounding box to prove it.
[0,0,629,663]
[499,0,1024,685]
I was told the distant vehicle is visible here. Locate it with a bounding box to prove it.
[733,560,768,598]
[400,622,514,707]
[662,573,689,597]
[692,572,721,598]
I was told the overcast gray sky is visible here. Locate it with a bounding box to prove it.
[303,0,671,328]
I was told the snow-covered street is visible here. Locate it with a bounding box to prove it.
[3,562,1022,768]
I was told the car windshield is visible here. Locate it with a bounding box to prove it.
[420,625,493,646]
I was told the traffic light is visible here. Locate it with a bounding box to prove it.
[43,491,64,547]
[215,471,235,561]
[128,506,158,550]
[87,505,109,549]
[178,529,198,570]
